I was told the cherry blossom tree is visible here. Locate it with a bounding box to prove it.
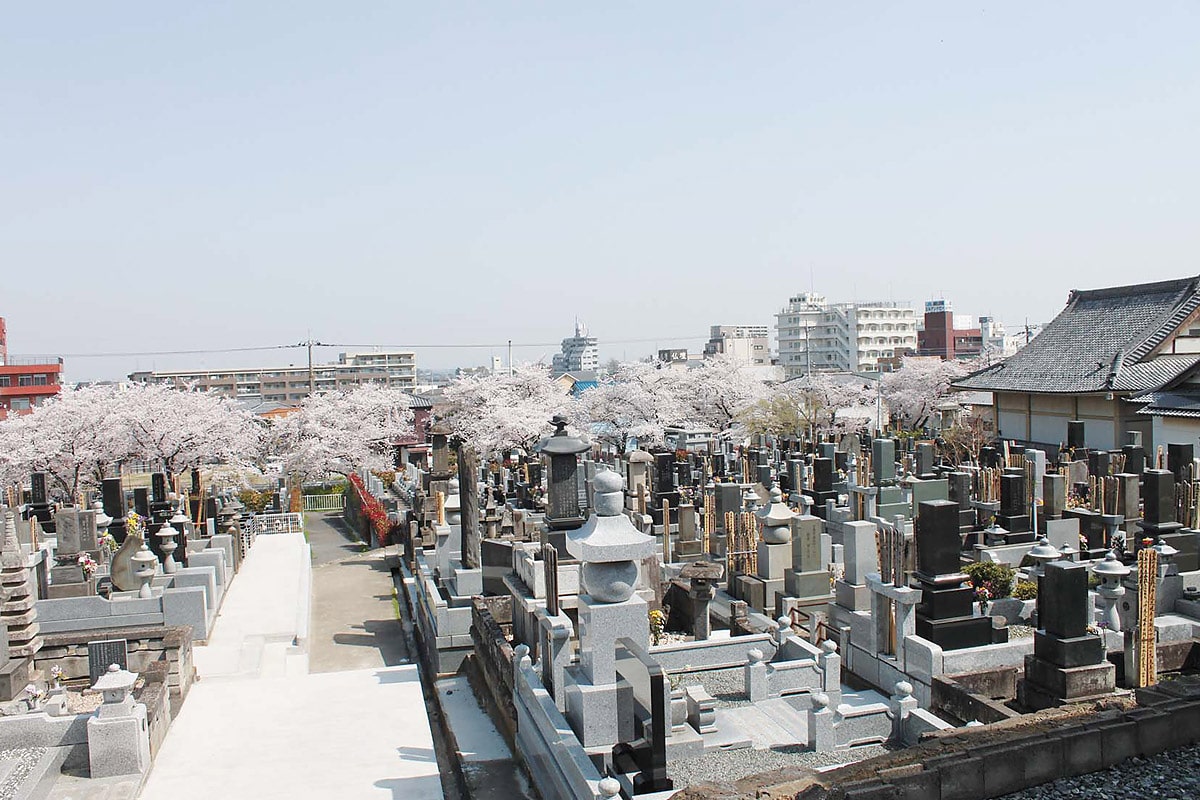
[122,383,261,481]
[741,373,878,440]
[574,362,681,454]
[880,356,980,431]
[441,364,574,456]
[271,384,415,480]
[663,355,770,440]
[0,385,136,500]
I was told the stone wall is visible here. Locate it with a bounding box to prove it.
[470,596,517,744]
[672,689,1200,800]
[33,625,194,715]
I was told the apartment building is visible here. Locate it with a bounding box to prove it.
[551,322,599,375]
[703,325,770,365]
[0,317,63,420]
[775,293,917,378]
[129,350,417,403]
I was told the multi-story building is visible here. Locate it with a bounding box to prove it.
[0,317,64,420]
[775,294,917,378]
[551,322,598,375]
[917,300,983,360]
[703,325,770,365]
[129,350,417,403]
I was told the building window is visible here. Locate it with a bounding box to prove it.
[0,377,8,387]
[10,398,31,411]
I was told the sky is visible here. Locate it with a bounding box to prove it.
[3,3,1199,382]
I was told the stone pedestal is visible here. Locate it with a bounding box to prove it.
[1018,560,1115,710]
[914,500,1005,650]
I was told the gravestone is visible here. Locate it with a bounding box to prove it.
[914,443,935,479]
[910,478,949,520]
[1067,420,1086,451]
[1041,473,1067,532]
[102,478,128,543]
[785,515,829,601]
[804,458,838,516]
[88,639,130,685]
[1018,560,1115,709]
[997,473,1031,539]
[872,438,897,486]
[1168,443,1195,484]
[1138,469,1183,548]
[1121,443,1146,476]
[947,471,975,533]
[915,500,1005,650]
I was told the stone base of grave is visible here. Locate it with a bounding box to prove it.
[805,491,839,517]
[1017,655,1116,710]
[1033,631,1107,667]
[0,657,34,702]
[785,568,830,599]
[916,615,1005,650]
[674,540,704,560]
[563,668,634,749]
[835,580,870,612]
[996,513,1030,534]
[47,578,98,599]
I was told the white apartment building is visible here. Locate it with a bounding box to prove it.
[551,321,599,375]
[129,350,417,403]
[776,293,917,379]
[703,325,771,366]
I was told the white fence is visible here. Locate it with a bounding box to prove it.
[302,493,346,512]
[250,513,305,535]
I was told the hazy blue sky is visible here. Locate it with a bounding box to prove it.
[3,3,1198,382]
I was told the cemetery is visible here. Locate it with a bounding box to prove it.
[387,353,1200,800]
[2,282,1200,799]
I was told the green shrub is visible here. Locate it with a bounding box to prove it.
[963,561,1015,599]
[1012,580,1038,600]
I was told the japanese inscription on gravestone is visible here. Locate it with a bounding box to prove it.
[88,639,129,685]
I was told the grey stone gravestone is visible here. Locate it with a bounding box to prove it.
[88,639,129,686]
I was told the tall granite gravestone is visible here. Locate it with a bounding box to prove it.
[997,473,1032,539]
[804,458,838,518]
[1067,420,1086,453]
[785,514,830,605]
[1017,560,1115,709]
[542,416,591,534]
[914,500,1006,650]
[914,443,936,480]
[456,444,481,569]
[1138,469,1183,549]
[102,478,128,544]
[1168,443,1195,485]
[872,439,908,519]
[947,471,974,534]
[1121,442,1146,476]
[28,472,55,533]
[674,504,703,560]
[651,453,679,526]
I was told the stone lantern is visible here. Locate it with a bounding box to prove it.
[756,487,797,545]
[132,542,158,599]
[567,468,655,603]
[562,467,656,748]
[539,415,591,531]
[1092,550,1130,632]
[88,664,150,778]
[1027,536,1062,579]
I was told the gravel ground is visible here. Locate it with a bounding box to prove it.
[672,668,751,707]
[0,748,49,800]
[998,744,1200,800]
[669,743,892,787]
[1009,624,1035,638]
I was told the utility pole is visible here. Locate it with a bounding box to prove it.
[508,339,513,377]
[295,338,326,396]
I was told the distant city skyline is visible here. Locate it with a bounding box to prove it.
[4,3,1198,382]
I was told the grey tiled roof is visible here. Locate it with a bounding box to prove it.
[1129,389,1200,418]
[955,276,1200,394]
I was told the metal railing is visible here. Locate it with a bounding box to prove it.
[249,512,305,535]
[302,493,346,512]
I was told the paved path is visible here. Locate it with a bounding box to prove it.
[139,523,443,800]
[306,513,412,673]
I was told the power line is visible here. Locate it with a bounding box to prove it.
[13,334,710,359]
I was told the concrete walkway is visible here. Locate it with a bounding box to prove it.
[306,513,411,673]
[139,523,443,800]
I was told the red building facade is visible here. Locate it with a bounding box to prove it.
[0,317,64,420]
[917,303,983,361]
